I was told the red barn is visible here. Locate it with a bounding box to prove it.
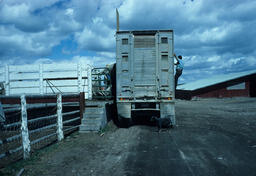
[176,70,256,100]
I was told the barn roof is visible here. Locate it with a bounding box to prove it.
[178,69,256,91]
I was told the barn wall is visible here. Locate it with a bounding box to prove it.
[175,90,192,100]
[194,81,250,98]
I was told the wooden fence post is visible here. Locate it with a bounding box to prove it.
[56,94,64,141]
[39,64,43,94]
[5,65,10,96]
[20,95,31,159]
[79,92,85,122]
[77,63,82,93]
[88,66,92,100]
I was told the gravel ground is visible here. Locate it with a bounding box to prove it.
[1,97,256,176]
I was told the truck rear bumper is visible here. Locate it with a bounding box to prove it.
[116,101,175,124]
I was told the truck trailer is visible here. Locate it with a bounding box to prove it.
[115,30,175,126]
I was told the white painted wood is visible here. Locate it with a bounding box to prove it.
[44,80,88,87]
[10,81,40,88]
[81,70,88,77]
[43,71,78,79]
[39,64,43,94]
[87,67,92,100]
[10,88,40,95]
[5,65,10,96]
[0,67,4,82]
[43,63,77,71]
[9,65,38,72]
[0,75,4,83]
[20,95,31,159]
[77,63,82,93]
[10,72,39,80]
[0,67,4,74]
[84,92,89,99]
[1,63,92,98]
[56,94,64,141]
[44,86,86,94]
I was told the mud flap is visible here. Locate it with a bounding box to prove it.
[160,102,175,126]
[117,102,132,127]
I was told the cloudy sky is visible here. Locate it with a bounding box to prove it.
[0,0,255,83]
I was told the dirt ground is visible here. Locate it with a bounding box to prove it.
[1,98,256,176]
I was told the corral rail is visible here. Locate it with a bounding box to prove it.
[0,93,85,168]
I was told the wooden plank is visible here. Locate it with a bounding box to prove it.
[29,123,56,135]
[0,94,80,104]
[44,86,78,94]
[9,70,88,82]
[0,73,4,82]
[43,77,88,81]
[84,93,89,99]
[28,114,57,124]
[78,64,82,93]
[62,110,80,117]
[63,117,80,125]
[43,63,77,71]
[9,64,39,72]
[26,97,78,104]
[1,63,91,96]
[5,65,10,95]
[0,97,20,104]
[10,87,40,95]
[10,80,39,88]
[0,67,4,73]
[82,70,88,77]
[43,71,78,79]
[39,64,43,94]
[63,125,79,132]
[43,79,87,87]
[9,72,39,81]
[88,68,92,100]
[30,132,56,145]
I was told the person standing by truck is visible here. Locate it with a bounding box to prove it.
[174,53,184,89]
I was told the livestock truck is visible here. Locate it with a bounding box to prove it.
[115,30,175,126]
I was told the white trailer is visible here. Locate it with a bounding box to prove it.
[116,30,175,126]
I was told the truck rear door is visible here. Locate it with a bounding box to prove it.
[133,35,157,99]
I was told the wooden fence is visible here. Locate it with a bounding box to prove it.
[0,63,92,99]
[0,93,84,168]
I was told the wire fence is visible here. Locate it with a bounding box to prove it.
[0,93,84,168]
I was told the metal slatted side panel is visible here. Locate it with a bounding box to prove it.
[116,33,132,98]
[158,32,175,98]
[134,37,155,48]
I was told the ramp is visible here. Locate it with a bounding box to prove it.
[79,101,112,132]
